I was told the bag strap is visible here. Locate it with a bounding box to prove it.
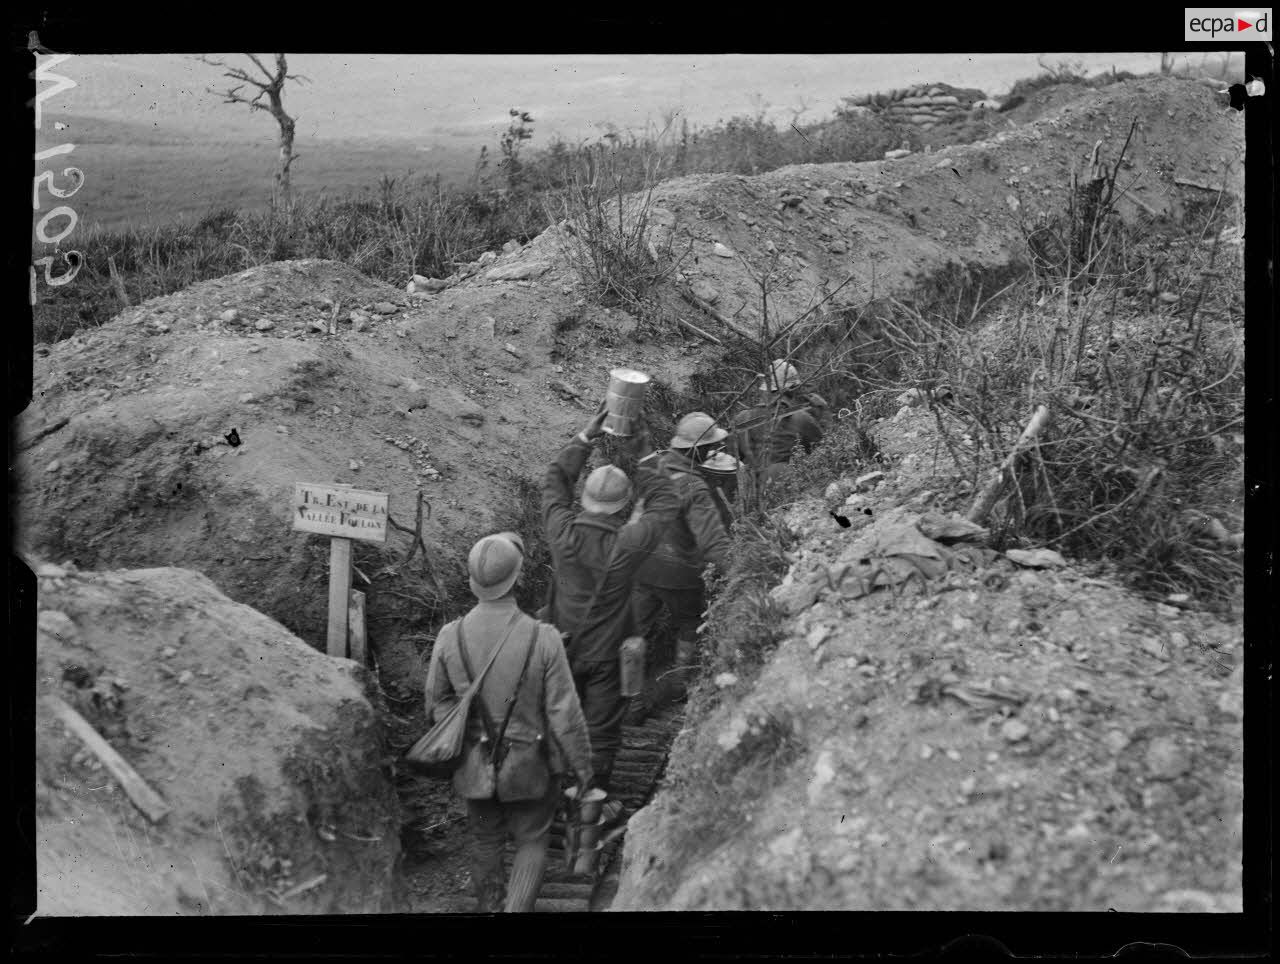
[569,534,622,647]
[456,610,521,745]
[492,623,540,769]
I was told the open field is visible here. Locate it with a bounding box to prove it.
[38,135,480,233]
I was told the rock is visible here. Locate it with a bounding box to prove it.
[254,320,275,332]
[1145,737,1190,780]
[917,512,988,544]
[884,149,911,160]
[421,278,449,292]
[457,407,485,427]
[477,251,498,266]
[713,672,738,689]
[1166,593,1191,606]
[275,425,289,435]
[824,480,854,507]
[1139,636,1170,661]
[920,744,934,760]
[770,577,820,616]
[238,393,257,404]
[373,302,398,315]
[690,279,719,303]
[348,460,361,472]
[1004,548,1066,569]
[485,261,551,282]
[220,309,241,324]
[353,316,370,333]
[1167,631,1189,651]
[161,646,177,658]
[177,670,194,686]
[37,610,77,643]
[152,321,171,334]
[805,624,832,651]
[827,240,849,255]
[502,343,523,359]
[502,240,521,254]
[712,242,734,258]
[36,564,67,579]
[1001,719,1030,743]
[854,470,884,492]
[308,319,328,332]
[1156,603,1180,619]
[46,460,61,473]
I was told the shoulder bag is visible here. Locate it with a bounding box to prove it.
[402,610,521,778]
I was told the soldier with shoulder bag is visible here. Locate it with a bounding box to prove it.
[422,533,593,912]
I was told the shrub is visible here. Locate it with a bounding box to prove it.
[546,140,689,317]
[874,128,1243,611]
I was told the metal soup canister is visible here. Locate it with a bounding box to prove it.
[602,368,650,437]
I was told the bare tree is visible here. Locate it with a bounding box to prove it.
[198,54,310,211]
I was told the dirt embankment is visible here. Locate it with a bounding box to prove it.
[16,75,1244,913]
[16,76,1239,672]
[614,405,1243,911]
[34,562,400,915]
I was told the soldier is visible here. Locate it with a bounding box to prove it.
[629,412,733,721]
[424,534,594,912]
[542,404,679,795]
[731,359,825,490]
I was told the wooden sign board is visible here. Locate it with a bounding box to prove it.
[293,483,389,544]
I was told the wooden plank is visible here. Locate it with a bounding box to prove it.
[46,696,170,823]
[535,897,590,913]
[348,590,367,665]
[327,538,352,658]
[293,482,389,544]
[538,881,596,900]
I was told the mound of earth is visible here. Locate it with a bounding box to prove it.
[33,562,400,915]
[614,403,1243,912]
[14,74,1245,913]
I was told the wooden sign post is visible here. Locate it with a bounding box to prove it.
[292,482,389,658]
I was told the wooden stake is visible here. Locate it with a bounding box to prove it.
[677,286,761,345]
[327,537,352,658]
[46,696,170,823]
[966,404,1052,526]
[348,589,366,665]
[672,314,723,346]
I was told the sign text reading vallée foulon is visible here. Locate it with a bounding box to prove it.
[293,483,389,543]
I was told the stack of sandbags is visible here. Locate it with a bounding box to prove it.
[845,84,989,130]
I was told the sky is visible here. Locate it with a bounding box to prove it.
[39,52,1232,147]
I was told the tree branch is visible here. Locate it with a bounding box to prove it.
[246,53,278,84]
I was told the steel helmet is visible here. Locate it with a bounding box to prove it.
[759,359,801,392]
[494,530,525,556]
[670,412,729,449]
[468,534,524,601]
[582,465,632,515]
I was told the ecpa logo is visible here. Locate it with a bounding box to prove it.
[1185,7,1272,39]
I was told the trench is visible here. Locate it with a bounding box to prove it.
[377,259,1032,913]
[387,623,691,913]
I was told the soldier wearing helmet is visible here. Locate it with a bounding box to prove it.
[541,401,679,794]
[731,359,825,488]
[626,413,733,720]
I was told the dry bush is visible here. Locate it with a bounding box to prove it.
[874,135,1243,610]
[547,140,689,318]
